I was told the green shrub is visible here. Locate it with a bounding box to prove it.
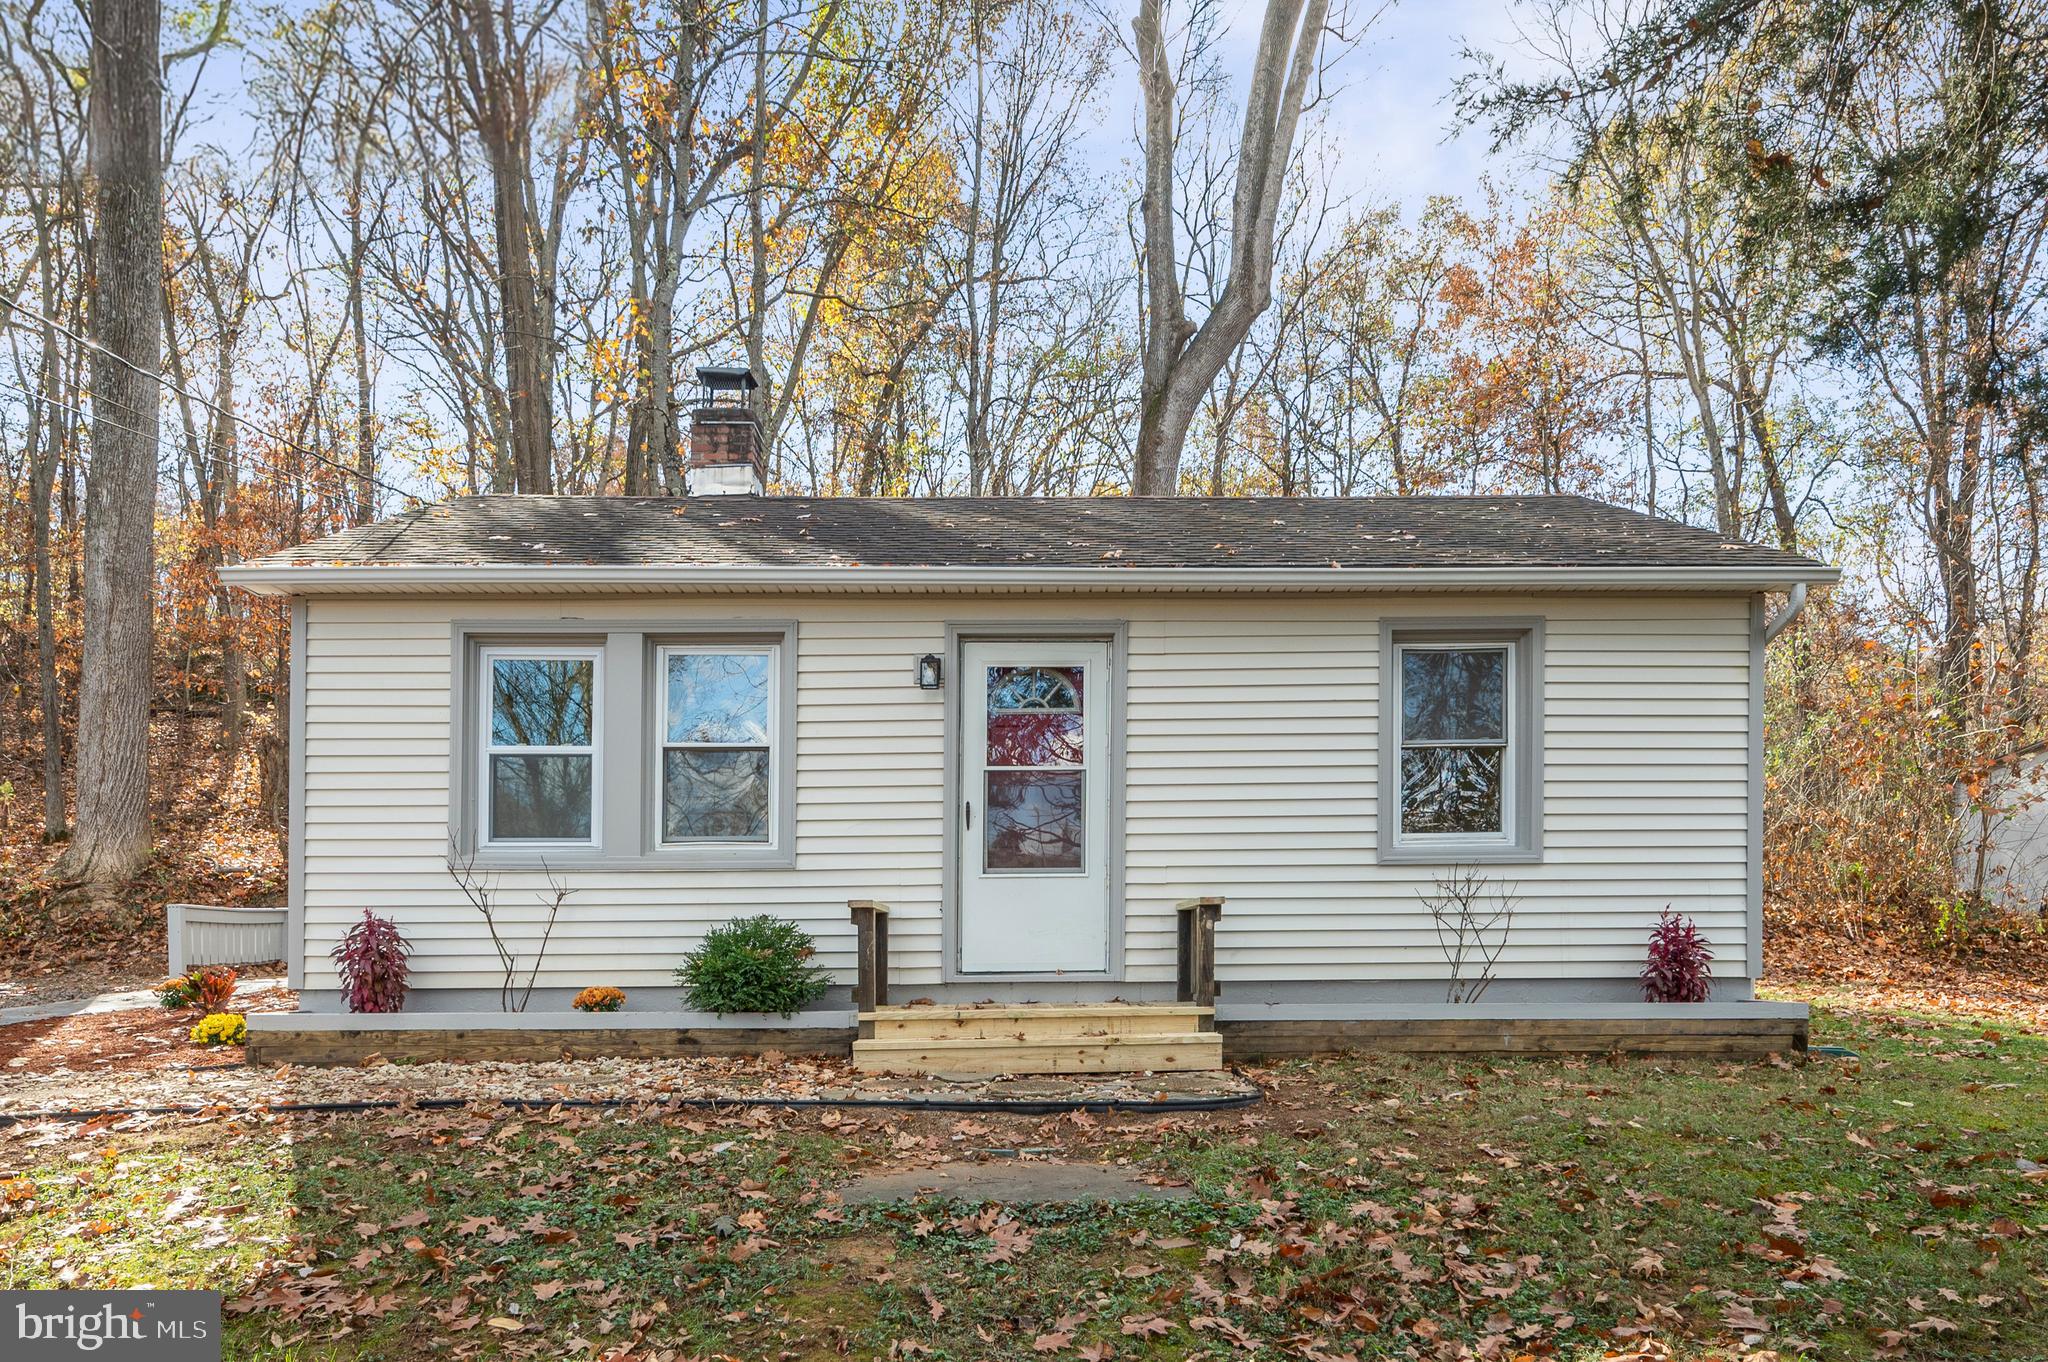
[677,916,829,1017]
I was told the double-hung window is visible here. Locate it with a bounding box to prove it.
[658,646,778,846]
[1379,623,1542,862]
[481,647,600,845]
[1396,642,1513,845]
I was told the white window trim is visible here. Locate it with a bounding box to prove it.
[1391,639,1516,852]
[654,643,781,851]
[479,645,603,850]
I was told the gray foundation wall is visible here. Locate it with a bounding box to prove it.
[291,975,1756,1016]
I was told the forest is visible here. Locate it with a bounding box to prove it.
[0,0,2044,978]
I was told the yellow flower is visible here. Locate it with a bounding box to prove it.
[189,1013,247,1047]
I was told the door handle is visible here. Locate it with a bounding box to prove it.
[964,800,972,830]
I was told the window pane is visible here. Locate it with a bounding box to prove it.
[1401,649,1506,743]
[984,771,1084,871]
[1401,746,1504,835]
[490,753,593,840]
[987,665,1082,713]
[987,711,1083,767]
[667,652,771,744]
[491,658,594,747]
[663,748,771,842]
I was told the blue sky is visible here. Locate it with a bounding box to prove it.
[1079,0,1546,241]
[1322,0,1537,205]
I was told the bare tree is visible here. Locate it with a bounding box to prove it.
[952,0,1108,492]
[1423,866,1517,1005]
[0,6,87,842]
[449,851,574,1012]
[56,0,160,888]
[585,0,842,492]
[1128,0,1339,494]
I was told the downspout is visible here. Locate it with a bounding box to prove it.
[1762,582,1808,644]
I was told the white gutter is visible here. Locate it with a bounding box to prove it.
[1761,581,1810,644]
[219,561,1843,597]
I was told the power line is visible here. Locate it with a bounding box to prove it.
[0,374,418,511]
[0,299,424,508]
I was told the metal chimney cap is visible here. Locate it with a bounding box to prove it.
[694,364,758,392]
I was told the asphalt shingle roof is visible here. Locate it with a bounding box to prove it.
[245,494,1828,573]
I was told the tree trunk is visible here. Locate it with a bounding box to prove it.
[1737,374,1798,551]
[58,0,161,887]
[351,215,377,522]
[491,155,554,494]
[745,0,771,474]
[28,247,68,843]
[1131,0,1330,495]
[453,0,554,493]
[645,293,683,494]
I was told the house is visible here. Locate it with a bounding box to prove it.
[1957,742,2048,915]
[220,396,1837,1070]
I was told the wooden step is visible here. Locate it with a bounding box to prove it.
[861,1003,1212,1043]
[852,1030,1223,1078]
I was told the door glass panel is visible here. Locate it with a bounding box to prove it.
[987,711,1082,766]
[988,665,1082,713]
[984,771,1085,871]
[982,663,1087,871]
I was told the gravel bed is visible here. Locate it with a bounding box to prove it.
[0,1052,1260,1118]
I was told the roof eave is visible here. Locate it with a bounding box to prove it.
[218,561,1843,597]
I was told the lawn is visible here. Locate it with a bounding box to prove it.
[1,1004,2041,1361]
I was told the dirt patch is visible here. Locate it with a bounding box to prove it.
[0,983,296,1078]
[821,1231,900,1275]
[840,1160,1196,1205]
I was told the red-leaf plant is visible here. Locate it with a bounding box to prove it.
[191,965,238,1011]
[332,909,412,1013]
[1640,909,1713,1002]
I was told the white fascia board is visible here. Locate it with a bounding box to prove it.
[219,561,1843,597]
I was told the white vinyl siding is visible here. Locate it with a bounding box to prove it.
[296,592,1756,991]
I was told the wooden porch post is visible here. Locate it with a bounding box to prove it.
[849,900,890,1023]
[1175,896,1223,1017]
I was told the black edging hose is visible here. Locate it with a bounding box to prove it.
[0,1087,1265,1128]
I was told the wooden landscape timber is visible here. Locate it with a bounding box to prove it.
[246,1006,1805,1067]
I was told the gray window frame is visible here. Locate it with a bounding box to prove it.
[1376,617,1544,865]
[449,620,798,870]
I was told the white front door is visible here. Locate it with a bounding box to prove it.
[957,640,1111,974]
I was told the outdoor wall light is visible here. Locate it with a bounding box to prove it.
[916,653,944,689]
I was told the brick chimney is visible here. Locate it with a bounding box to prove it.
[687,364,765,495]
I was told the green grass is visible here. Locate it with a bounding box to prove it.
[2,1005,2042,1360]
